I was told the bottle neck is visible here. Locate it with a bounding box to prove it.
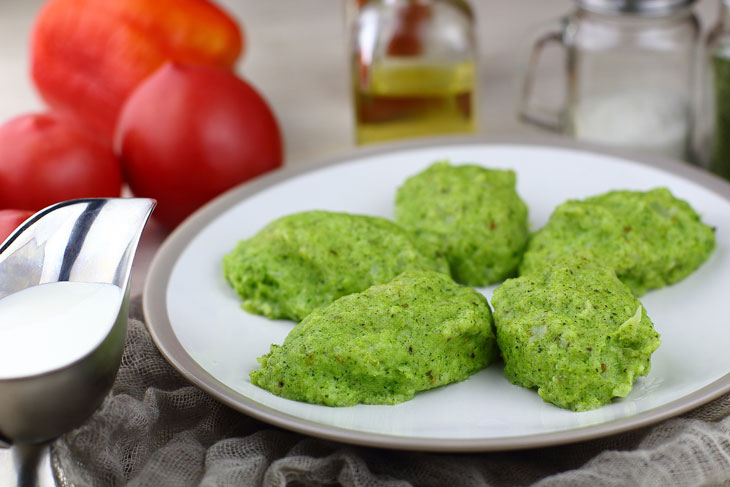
[709,1,730,52]
[720,1,730,25]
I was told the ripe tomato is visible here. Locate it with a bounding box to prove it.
[0,113,122,211]
[115,62,283,228]
[31,0,244,141]
[0,209,34,244]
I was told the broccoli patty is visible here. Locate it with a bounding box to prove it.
[395,161,529,286]
[223,210,448,321]
[492,260,661,411]
[250,270,498,406]
[520,188,715,296]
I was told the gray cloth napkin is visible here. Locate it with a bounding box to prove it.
[52,297,730,487]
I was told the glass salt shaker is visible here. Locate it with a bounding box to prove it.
[704,0,730,179]
[519,0,700,162]
[349,0,477,145]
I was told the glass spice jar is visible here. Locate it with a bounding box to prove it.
[705,0,730,179]
[520,0,700,162]
[349,0,478,145]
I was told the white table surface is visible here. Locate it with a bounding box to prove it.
[0,0,719,296]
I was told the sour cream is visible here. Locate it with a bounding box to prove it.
[0,281,122,379]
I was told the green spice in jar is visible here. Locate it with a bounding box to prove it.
[712,51,730,179]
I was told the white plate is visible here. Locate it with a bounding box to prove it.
[144,137,730,451]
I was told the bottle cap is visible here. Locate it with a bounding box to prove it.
[577,0,696,16]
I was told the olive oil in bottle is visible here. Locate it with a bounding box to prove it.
[354,60,475,144]
[350,0,477,144]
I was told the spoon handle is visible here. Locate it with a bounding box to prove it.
[0,443,56,487]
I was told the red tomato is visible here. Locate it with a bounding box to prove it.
[0,113,122,211]
[0,209,34,243]
[31,0,244,141]
[115,62,283,229]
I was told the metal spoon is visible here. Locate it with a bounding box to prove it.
[0,198,155,487]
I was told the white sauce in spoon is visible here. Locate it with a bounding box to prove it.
[0,281,122,379]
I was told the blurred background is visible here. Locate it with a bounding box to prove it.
[0,0,723,295]
[0,0,719,164]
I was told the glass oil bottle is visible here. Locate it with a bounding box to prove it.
[349,0,477,144]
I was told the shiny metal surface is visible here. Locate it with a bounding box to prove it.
[577,0,696,16]
[0,444,55,487]
[0,198,155,486]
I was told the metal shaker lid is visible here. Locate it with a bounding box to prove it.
[577,0,697,16]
